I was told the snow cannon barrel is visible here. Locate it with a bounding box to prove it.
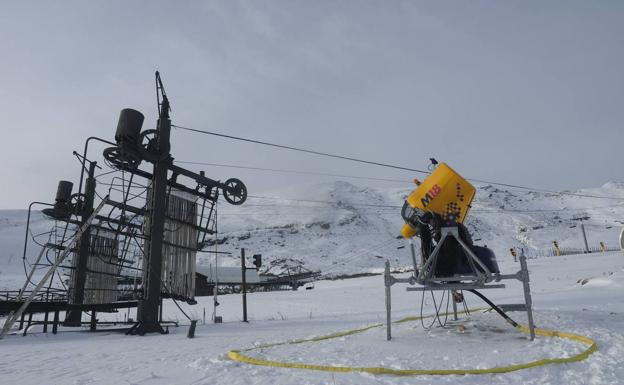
[115,108,145,148]
[400,163,475,239]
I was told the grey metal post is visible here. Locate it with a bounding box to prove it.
[451,291,458,321]
[241,248,248,323]
[43,311,49,333]
[409,240,418,276]
[52,311,59,334]
[519,248,535,341]
[135,96,171,335]
[23,313,32,336]
[65,161,97,326]
[384,260,392,341]
[581,223,590,253]
[187,320,197,338]
[90,311,97,331]
[159,297,163,323]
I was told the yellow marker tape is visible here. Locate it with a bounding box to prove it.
[227,309,597,376]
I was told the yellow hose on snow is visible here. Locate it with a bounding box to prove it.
[227,309,597,376]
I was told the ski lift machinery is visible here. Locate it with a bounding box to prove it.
[0,72,249,338]
[384,162,536,340]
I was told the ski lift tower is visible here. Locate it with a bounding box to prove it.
[103,72,248,335]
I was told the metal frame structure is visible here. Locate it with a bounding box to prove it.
[1,198,109,338]
[384,226,535,341]
[1,72,248,338]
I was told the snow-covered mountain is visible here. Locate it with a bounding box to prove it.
[204,180,624,276]
[1,180,623,289]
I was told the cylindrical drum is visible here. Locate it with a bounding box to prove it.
[55,180,73,203]
[115,108,144,147]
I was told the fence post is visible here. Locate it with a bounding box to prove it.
[384,260,392,341]
[581,223,590,253]
[519,249,535,341]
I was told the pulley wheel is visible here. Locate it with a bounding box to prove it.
[139,129,158,157]
[69,193,86,213]
[138,129,170,161]
[223,178,247,205]
[103,147,141,170]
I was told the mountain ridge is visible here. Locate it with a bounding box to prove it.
[1,180,623,289]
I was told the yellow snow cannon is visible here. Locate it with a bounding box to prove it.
[400,163,475,239]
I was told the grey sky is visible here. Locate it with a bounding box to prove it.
[1,1,623,208]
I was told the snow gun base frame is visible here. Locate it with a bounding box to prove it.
[384,227,535,341]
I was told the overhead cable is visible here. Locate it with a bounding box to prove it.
[174,160,409,184]
[172,124,428,173]
[172,124,624,201]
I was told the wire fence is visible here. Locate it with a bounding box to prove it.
[516,245,622,260]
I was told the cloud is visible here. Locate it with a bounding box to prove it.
[0,1,622,208]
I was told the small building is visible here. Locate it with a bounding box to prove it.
[195,266,262,296]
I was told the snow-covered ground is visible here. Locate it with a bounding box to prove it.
[1,250,623,384]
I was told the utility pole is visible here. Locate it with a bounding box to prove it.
[65,161,97,326]
[213,209,219,322]
[241,248,248,322]
[580,222,590,253]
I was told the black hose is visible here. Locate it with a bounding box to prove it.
[467,289,519,328]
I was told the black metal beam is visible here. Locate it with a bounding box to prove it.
[132,89,171,335]
[94,215,142,230]
[0,301,138,314]
[106,199,144,216]
[104,200,214,239]
[123,163,217,201]
[169,163,222,190]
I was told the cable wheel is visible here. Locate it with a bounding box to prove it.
[138,129,158,160]
[69,193,86,213]
[223,178,247,205]
[103,147,141,170]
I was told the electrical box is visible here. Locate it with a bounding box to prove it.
[401,163,475,238]
[253,254,262,270]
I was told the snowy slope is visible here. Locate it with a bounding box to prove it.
[1,250,623,385]
[1,180,623,288]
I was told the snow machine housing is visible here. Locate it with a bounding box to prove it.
[399,162,499,281]
[384,161,536,342]
[400,162,475,239]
